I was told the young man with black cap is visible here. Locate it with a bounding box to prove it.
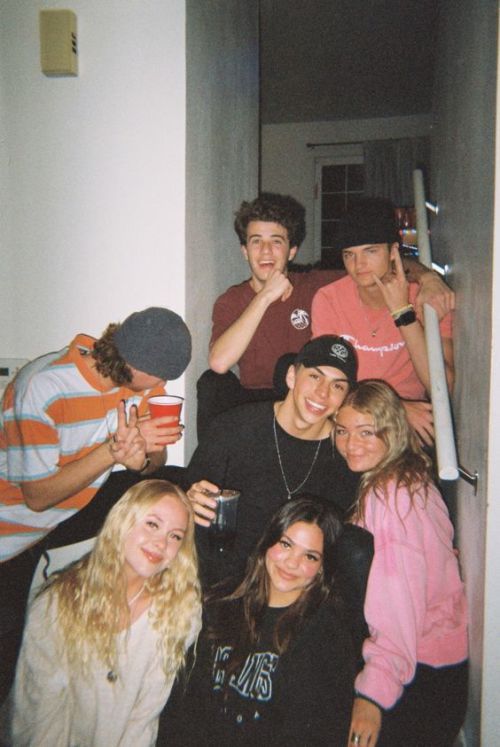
[0,306,191,700]
[312,197,454,445]
[186,334,359,587]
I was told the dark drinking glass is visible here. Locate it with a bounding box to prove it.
[208,489,240,554]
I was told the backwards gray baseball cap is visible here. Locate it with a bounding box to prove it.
[114,307,191,380]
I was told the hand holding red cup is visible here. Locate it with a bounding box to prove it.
[148,395,184,426]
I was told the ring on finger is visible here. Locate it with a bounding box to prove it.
[351,734,361,746]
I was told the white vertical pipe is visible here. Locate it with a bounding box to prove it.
[413,170,459,480]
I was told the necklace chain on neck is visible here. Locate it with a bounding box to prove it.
[357,289,388,338]
[107,582,146,684]
[273,415,322,500]
[127,582,145,607]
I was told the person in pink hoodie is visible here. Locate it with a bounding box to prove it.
[334,380,468,747]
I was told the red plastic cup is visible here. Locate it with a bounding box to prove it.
[148,395,184,426]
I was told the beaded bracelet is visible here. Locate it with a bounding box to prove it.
[391,303,414,320]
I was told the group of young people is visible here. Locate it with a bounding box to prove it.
[0,192,468,746]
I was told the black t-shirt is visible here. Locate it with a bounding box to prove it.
[159,598,355,746]
[186,400,359,586]
[211,606,285,743]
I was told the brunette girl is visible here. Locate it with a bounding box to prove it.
[11,479,201,747]
[160,496,355,746]
[335,380,468,747]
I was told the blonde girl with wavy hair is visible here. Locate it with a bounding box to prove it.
[334,380,468,747]
[11,479,201,747]
[340,379,434,523]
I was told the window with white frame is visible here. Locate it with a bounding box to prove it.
[313,150,364,267]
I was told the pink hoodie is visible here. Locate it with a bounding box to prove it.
[355,480,468,710]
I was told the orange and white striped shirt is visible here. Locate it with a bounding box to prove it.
[0,334,163,562]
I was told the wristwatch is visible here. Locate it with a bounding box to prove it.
[394,309,417,327]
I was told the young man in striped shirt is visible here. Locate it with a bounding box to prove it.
[0,306,191,701]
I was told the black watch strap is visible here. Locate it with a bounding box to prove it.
[394,309,417,327]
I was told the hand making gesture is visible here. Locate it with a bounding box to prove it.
[372,247,411,315]
[109,400,148,472]
[259,268,293,303]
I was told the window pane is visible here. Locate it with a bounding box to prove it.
[322,164,346,192]
[346,192,364,210]
[322,193,346,220]
[347,164,364,191]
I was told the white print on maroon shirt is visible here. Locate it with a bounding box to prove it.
[342,334,406,358]
[291,308,310,330]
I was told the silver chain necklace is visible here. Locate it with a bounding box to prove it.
[357,289,389,337]
[273,415,322,500]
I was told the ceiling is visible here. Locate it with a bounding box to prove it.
[260,0,440,124]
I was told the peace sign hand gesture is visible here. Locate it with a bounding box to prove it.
[109,400,148,472]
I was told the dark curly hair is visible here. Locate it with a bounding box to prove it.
[234,192,306,248]
[92,323,133,386]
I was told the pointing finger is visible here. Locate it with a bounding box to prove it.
[392,249,406,279]
[116,400,127,432]
[128,403,139,429]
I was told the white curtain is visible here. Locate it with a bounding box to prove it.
[363,137,430,205]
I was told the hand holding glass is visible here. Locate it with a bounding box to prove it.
[208,490,240,553]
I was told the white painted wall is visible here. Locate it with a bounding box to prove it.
[0,0,260,462]
[430,0,498,743]
[184,0,259,457]
[261,114,432,263]
[0,0,187,462]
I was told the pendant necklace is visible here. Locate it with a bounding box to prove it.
[107,583,146,683]
[273,415,322,500]
[127,582,146,608]
[357,291,388,338]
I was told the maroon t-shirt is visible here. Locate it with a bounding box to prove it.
[210,269,344,389]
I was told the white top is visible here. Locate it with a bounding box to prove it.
[11,592,200,747]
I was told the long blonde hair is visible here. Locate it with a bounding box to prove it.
[335,380,434,522]
[43,480,201,681]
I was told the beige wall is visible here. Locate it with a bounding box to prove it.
[0,0,259,463]
[431,1,498,743]
[185,0,259,457]
[0,0,187,463]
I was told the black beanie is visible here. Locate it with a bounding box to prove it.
[114,307,191,380]
[334,197,399,251]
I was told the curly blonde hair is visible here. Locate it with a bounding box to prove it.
[42,480,201,681]
[335,380,434,523]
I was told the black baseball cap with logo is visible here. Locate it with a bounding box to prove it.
[294,335,358,387]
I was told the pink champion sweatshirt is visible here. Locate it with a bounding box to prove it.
[355,480,468,710]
